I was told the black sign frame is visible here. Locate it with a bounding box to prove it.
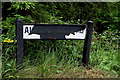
[16,19,93,67]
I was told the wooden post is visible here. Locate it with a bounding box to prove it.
[16,19,24,66]
[82,21,93,66]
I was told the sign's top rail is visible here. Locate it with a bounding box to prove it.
[23,24,86,26]
[28,24,86,34]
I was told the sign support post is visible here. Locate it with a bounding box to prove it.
[82,21,93,66]
[16,19,24,66]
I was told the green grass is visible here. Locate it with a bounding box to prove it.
[16,65,117,78]
[2,31,120,78]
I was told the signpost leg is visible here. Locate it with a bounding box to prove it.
[16,19,24,66]
[82,21,93,66]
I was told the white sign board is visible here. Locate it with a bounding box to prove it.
[23,25,86,39]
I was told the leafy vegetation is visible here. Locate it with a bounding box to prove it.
[2,2,119,78]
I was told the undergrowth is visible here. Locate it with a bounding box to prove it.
[2,30,119,78]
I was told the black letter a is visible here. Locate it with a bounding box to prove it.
[24,27,29,33]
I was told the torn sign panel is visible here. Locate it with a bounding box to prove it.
[23,24,86,39]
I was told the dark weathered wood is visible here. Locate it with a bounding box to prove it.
[29,24,86,39]
[16,19,24,66]
[30,24,86,34]
[82,21,93,66]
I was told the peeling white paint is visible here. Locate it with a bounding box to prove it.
[65,28,86,39]
[23,25,40,39]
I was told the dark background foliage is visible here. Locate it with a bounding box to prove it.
[2,2,120,78]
